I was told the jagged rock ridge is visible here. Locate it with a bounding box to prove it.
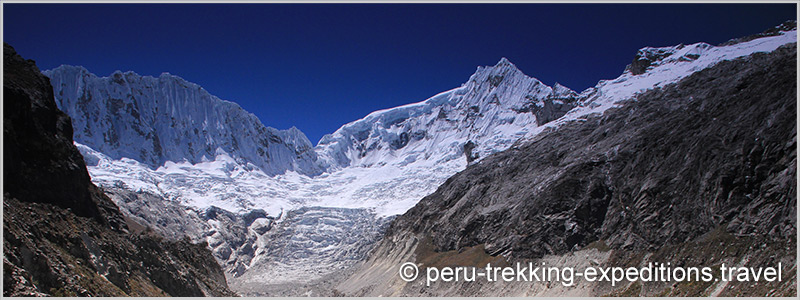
[3,46,124,231]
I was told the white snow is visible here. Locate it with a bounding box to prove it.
[79,141,462,217]
[556,30,797,127]
[44,66,323,177]
[73,29,796,219]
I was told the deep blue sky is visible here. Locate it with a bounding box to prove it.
[4,4,796,144]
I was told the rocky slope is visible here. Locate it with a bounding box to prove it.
[2,43,236,297]
[94,186,391,297]
[338,40,797,296]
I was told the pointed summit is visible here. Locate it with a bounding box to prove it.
[471,57,522,80]
[496,57,512,66]
[492,57,520,72]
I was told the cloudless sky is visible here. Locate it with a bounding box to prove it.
[4,3,796,144]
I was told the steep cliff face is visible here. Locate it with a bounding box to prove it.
[2,43,236,297]
[339,41,796,297]
[44,65,322,177]
[3,45,125,231]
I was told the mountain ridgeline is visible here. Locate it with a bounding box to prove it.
[394,44,797,257]
[45,58,580,177]
[44,66,322,176]
[338,40,797,296]
[314,57,578,171]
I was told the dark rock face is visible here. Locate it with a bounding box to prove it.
[625,47,677,75]
[102,188,209,241]
[3,198,236,296]
[463,140,478,164]
[390,43,796,259]
[2,43,236,297]
[531,96,576,126]
[3,44,125,231]
[514,92,578,126]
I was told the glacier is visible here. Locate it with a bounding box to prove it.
[56,55,584,217]
[46,27,797,294]
[57,28,796,218]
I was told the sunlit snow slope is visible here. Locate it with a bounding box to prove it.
[59,56,583,217]
[53,28,796,218]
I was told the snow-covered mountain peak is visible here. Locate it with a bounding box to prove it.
[496,56,512,65]
[488,56,516,72]
[314,58,578,172]
[468,57,526,86]
[552,82,574,95]
[44,66,324,177]
[463,57,578,103]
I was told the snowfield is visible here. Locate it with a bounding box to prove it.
[75,28,795,219]
[78,142,461,217]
